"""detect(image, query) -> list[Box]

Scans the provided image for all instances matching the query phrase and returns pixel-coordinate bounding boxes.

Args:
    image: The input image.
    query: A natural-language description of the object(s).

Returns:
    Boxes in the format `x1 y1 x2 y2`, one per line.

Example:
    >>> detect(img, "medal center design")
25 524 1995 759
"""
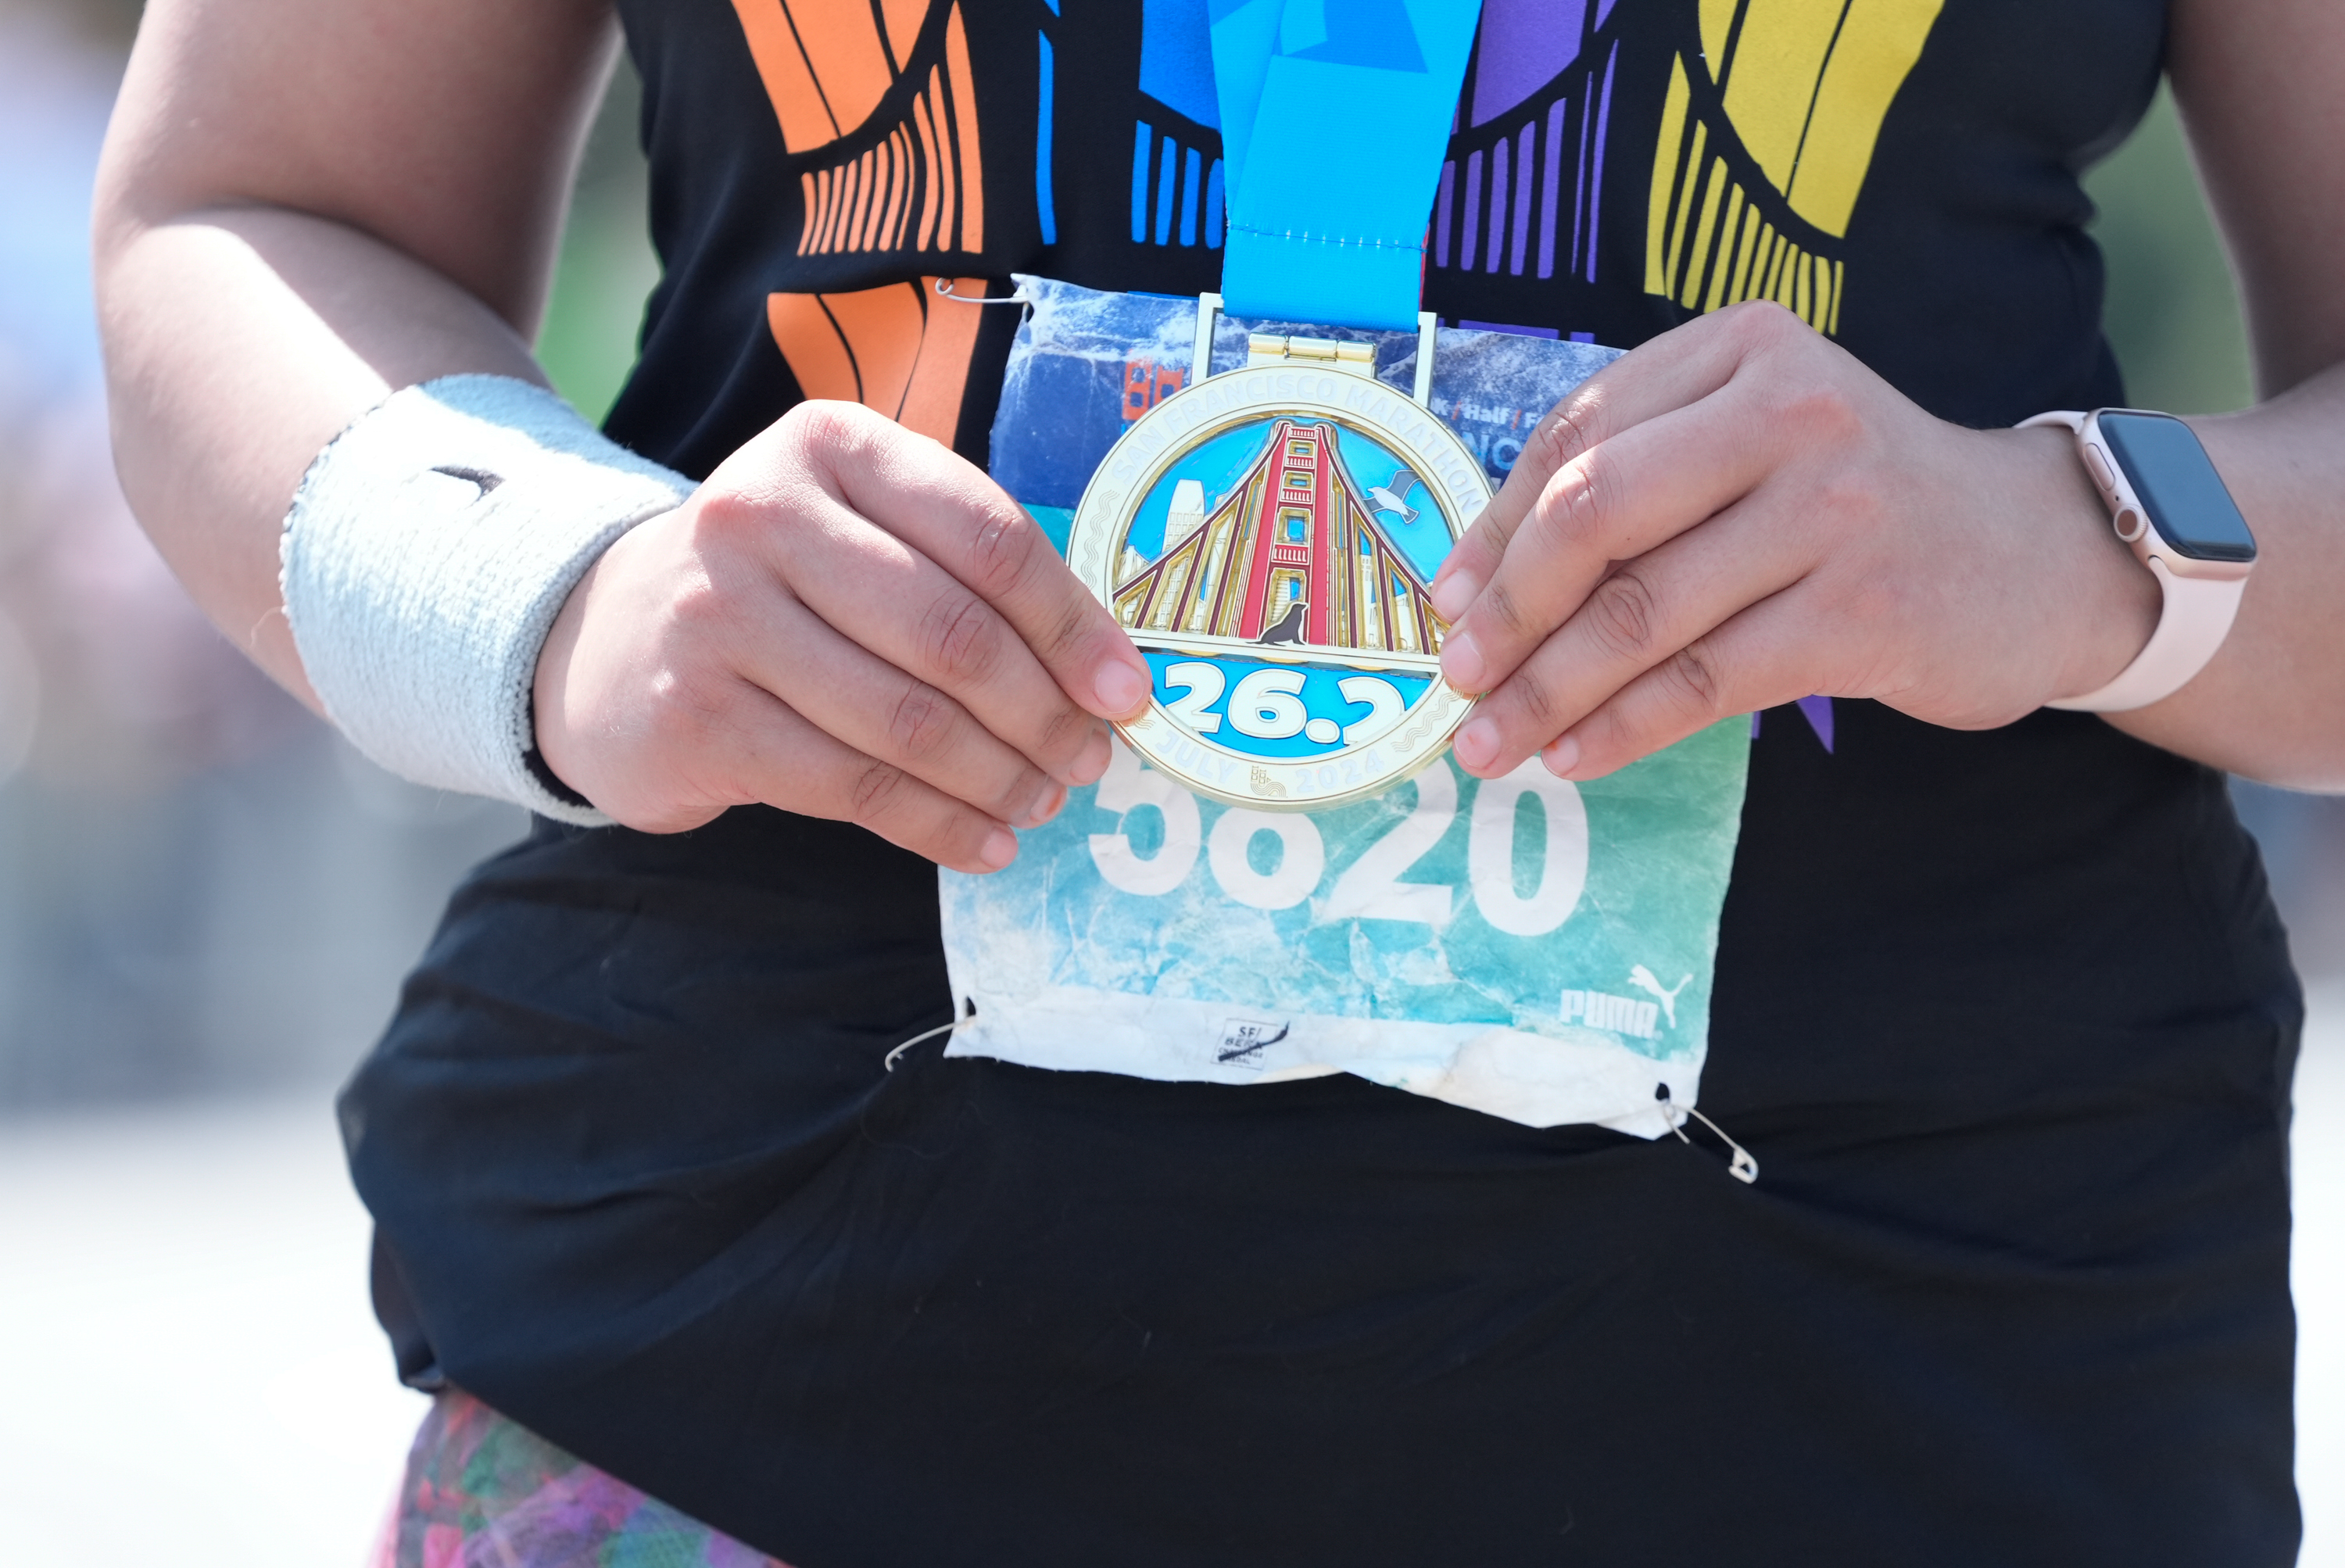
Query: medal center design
1071 360 1490 809
1111 416 1446 661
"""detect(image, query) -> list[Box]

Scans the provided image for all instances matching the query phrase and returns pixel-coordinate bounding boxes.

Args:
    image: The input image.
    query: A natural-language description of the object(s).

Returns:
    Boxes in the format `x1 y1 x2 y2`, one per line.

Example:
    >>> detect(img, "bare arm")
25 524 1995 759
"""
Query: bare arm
2111 0 2345 782
95 0 613 708
95 0 1147 868
1429 0 2345 793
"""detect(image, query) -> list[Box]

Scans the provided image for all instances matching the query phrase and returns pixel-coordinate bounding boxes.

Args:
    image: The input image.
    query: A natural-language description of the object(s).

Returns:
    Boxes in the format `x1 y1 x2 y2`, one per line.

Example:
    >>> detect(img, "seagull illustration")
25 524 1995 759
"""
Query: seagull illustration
1366 467 1422 525
1628 965 1694 1029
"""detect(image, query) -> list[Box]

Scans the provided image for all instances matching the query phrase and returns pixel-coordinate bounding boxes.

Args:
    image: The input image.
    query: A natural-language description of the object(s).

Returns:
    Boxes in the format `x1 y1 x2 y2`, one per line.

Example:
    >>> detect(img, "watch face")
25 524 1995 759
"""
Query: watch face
1065 363 1490 810
2096 410 2257 563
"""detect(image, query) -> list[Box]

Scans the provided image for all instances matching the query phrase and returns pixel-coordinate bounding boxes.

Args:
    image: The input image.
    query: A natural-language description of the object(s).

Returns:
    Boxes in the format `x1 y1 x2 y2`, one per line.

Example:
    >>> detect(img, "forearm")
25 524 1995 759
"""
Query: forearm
2098 368 2345 789
91 0 615 708
2120 0 2345 788
98 208 547 707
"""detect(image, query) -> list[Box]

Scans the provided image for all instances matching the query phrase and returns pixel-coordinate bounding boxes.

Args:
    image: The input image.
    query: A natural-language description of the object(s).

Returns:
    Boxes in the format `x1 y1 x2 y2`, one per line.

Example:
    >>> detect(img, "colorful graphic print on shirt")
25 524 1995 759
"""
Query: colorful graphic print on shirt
722 0 1949 403
725 0 992 442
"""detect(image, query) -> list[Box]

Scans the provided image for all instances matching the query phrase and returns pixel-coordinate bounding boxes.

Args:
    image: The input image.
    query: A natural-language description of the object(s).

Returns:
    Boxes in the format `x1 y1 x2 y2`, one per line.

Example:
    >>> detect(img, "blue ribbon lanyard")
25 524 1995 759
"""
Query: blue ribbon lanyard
1208 0 1485 331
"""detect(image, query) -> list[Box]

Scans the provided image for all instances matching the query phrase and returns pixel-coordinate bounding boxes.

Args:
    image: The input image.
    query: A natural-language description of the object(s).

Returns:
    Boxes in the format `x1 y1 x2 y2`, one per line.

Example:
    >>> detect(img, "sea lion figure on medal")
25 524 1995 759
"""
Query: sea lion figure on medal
1064 305 1493 811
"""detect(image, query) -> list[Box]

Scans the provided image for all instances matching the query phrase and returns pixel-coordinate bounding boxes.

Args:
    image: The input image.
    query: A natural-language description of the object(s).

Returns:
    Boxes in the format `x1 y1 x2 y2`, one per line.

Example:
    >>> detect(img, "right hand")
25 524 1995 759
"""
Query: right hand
532 400 1153 872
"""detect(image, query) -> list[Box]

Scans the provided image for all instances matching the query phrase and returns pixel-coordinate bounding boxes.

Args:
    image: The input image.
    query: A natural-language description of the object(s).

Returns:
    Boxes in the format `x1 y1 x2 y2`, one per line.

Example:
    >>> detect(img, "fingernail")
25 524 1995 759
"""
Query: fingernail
1542 733 1581 779
1441 630 1486 694
1068 725 1113 786
1094 659 1150 717
978 828 1019 870
1452 717 1500 773
1432 570 1478 623
1015 782 1067 828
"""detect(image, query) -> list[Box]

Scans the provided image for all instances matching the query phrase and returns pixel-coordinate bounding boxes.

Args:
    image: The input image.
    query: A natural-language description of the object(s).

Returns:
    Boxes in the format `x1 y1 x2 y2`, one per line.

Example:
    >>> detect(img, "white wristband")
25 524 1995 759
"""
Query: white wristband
281 375 691 825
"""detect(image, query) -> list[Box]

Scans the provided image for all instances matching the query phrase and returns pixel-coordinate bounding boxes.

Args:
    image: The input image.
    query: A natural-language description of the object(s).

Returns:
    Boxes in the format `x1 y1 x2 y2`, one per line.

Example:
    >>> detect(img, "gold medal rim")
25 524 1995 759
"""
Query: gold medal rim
1068 364 1492 811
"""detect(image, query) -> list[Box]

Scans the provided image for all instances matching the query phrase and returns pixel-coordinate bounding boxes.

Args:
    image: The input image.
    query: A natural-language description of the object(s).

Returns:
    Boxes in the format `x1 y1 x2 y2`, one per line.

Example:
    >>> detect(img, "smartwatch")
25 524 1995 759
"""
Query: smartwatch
2019 408 2257 712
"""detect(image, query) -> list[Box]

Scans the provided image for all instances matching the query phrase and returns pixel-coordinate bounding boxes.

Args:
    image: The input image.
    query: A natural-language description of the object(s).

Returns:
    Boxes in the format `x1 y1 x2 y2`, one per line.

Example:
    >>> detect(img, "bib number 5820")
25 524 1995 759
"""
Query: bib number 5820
1087 746 1586 937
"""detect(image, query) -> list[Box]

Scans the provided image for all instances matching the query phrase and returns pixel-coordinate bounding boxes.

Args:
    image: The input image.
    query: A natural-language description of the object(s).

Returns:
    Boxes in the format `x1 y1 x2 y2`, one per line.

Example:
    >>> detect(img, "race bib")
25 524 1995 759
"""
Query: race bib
940 280 1749 1137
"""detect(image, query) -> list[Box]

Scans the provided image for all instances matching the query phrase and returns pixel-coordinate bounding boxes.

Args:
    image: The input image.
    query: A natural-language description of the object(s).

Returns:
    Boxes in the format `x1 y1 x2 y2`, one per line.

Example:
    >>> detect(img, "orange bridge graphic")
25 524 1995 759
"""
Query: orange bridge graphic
1111 421 1447 658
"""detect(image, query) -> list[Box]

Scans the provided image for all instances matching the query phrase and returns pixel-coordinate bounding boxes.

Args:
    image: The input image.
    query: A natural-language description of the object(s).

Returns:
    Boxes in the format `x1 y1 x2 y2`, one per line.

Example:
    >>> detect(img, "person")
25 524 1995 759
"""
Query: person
91 0 2343 1561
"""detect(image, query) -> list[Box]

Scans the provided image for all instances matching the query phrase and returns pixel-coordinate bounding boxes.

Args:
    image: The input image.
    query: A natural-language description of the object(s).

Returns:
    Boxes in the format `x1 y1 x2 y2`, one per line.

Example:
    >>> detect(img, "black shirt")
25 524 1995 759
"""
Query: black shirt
344 2 2304 1562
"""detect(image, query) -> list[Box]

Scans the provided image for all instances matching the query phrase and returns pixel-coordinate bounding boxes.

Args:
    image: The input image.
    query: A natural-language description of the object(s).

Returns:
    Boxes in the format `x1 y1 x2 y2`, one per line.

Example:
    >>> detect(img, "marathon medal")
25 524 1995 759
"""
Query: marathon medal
1059 0 1493 809
1066 299 1489 810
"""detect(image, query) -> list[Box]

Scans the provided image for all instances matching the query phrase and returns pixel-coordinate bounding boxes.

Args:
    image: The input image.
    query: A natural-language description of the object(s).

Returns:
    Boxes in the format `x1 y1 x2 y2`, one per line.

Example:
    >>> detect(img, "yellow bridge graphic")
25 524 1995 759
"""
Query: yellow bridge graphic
1646 0 1946 331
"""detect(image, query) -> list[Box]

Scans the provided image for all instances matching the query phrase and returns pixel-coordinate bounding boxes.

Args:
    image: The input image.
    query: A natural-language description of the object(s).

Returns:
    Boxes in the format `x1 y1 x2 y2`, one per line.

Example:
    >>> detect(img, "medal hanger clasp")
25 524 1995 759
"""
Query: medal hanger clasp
1189 294 1441 411
1190 292 1224 387
1246 334 1376 378
1411 311 1436 409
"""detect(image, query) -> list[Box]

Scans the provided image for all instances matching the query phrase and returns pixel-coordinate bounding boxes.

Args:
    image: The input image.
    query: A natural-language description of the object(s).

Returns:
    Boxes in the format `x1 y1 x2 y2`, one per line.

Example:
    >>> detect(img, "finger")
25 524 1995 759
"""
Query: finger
1533 586 1828 784
713 682 1027 875
1430 302 1799 619
1448 498 1809 777
738 583 1071 829
752 461 1116 791
1438 385 1787 698
800 403 1153 723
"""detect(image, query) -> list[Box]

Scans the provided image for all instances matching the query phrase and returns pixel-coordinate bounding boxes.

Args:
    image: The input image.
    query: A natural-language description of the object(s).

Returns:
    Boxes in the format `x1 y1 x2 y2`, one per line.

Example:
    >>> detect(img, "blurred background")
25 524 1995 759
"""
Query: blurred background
1 2 2340 1563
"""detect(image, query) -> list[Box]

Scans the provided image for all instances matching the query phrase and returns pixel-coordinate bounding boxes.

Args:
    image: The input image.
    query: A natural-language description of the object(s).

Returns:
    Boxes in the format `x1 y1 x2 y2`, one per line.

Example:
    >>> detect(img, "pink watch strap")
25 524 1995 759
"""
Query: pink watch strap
2021 410 2247 714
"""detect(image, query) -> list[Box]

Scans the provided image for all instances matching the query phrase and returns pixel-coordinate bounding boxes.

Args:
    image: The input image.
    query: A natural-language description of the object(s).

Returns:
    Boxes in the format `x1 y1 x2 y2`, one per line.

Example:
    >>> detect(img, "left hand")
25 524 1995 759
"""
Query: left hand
1430 301 2163 782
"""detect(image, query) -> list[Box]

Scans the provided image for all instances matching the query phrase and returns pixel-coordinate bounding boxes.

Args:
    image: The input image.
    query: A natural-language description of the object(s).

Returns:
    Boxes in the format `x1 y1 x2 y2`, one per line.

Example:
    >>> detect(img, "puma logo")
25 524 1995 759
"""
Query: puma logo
1627 965 1693 1029
1563 968 1694 1041
1561 990 1658 1040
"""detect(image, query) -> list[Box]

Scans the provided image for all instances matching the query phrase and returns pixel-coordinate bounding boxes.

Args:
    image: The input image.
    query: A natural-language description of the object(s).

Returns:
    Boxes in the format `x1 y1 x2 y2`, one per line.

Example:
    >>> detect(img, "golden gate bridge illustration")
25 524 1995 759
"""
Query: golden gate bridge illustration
1108 419 1448 661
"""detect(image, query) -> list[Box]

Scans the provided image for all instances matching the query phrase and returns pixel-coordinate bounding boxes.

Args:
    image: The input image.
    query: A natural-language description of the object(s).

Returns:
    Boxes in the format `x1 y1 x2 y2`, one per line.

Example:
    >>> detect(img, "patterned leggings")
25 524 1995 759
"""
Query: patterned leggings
371 1389 792 1568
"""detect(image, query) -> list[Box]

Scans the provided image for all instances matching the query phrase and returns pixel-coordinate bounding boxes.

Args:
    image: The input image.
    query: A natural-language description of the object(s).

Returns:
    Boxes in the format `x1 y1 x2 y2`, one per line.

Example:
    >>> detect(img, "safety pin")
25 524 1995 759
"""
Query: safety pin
933 279 1033 305
1656 1083 1759 1183
883 1000 978 1071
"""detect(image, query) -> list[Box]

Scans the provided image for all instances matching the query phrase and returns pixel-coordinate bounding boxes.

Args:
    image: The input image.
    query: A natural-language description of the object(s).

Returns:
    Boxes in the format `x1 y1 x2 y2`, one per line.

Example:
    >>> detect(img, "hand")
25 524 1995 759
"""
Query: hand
1429 302 2163 782
532 401 1152 872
